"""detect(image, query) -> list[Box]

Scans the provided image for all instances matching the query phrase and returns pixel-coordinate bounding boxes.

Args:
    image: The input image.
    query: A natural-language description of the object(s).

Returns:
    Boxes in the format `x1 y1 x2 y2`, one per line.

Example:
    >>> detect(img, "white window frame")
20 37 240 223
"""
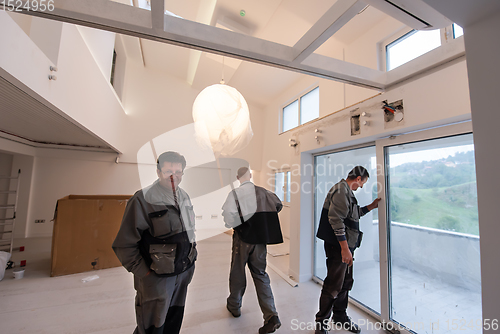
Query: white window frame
280 85 320 133
274 169 291 205
379 23 464 72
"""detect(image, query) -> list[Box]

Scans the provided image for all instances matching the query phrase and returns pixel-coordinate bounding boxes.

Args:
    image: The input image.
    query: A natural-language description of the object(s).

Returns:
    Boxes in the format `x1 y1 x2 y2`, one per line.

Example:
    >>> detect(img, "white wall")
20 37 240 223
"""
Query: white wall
7 12 32 36
26 150 141 237
463 10 500 330
344 16 406 106
0 12 127 154
29 17 63 65
77 26 116 81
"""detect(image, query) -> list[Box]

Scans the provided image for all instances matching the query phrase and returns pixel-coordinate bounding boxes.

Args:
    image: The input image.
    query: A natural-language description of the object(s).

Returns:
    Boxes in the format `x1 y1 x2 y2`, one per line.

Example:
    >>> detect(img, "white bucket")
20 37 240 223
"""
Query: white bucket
13 269 25 279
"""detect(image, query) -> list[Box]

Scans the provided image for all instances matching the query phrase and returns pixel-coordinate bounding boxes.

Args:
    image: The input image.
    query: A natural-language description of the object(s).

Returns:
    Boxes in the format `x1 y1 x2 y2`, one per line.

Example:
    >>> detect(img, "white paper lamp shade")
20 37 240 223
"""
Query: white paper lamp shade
192 84 253 157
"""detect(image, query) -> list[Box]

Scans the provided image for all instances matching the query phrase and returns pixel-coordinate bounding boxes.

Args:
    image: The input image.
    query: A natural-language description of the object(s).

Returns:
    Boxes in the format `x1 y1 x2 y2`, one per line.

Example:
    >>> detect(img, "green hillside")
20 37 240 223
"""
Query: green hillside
389 183 479 235
387 150 479 235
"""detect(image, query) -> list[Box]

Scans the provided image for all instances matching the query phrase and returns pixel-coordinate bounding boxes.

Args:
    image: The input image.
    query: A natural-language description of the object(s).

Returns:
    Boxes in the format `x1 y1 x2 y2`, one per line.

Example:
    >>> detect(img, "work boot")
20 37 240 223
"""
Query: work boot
259 315 281 334
314 328 328 334
314 320 329 334
332 315 361 333
226 304 241 317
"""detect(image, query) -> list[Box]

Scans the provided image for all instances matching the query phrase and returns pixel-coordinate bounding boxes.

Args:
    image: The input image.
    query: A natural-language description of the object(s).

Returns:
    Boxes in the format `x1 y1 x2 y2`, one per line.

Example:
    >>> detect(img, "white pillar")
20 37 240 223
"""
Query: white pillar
463 10 500 329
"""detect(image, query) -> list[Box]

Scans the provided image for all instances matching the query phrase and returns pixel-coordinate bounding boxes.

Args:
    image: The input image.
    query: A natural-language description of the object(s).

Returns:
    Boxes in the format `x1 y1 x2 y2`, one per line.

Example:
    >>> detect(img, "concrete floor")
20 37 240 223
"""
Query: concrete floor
0 233 385 334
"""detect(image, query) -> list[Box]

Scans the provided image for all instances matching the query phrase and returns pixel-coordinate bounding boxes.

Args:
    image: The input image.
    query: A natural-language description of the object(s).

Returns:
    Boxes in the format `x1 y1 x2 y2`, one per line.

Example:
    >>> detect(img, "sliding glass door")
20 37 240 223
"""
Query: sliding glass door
312 124 482 333
385 133 482 333
314 145 381 314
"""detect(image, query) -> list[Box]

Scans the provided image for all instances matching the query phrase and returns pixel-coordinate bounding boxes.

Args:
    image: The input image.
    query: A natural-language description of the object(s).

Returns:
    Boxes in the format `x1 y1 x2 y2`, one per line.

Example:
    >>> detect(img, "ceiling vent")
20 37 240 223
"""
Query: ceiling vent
362 0 452 30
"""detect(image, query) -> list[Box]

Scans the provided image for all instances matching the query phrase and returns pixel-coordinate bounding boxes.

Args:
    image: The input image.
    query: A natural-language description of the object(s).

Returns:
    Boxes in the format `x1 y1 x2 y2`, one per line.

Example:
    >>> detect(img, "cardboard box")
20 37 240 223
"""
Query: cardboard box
51 195 131 277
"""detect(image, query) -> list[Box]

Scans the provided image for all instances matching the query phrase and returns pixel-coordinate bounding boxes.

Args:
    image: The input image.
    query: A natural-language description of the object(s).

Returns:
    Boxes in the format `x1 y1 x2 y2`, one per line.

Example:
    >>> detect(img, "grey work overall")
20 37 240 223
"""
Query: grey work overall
113 180 196 334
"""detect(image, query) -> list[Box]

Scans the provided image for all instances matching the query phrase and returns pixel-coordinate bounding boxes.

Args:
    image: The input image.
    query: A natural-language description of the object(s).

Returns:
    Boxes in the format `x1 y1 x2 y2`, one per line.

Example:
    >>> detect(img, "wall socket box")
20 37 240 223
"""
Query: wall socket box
35 219 45 223
350 114 361 135
383 99 405 129
211 214 218 219
195 215 203 220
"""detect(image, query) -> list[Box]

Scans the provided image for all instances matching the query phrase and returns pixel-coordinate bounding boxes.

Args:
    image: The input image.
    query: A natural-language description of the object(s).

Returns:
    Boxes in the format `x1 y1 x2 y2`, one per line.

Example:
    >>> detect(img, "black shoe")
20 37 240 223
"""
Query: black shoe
314 328 328 334
332 316 361 334
259 315 281 334
226 304 241 317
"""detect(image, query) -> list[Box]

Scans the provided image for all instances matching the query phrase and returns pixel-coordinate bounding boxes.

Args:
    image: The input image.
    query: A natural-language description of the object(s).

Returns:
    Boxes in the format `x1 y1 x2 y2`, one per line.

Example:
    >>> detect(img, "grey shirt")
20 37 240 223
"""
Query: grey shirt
323 179 368 242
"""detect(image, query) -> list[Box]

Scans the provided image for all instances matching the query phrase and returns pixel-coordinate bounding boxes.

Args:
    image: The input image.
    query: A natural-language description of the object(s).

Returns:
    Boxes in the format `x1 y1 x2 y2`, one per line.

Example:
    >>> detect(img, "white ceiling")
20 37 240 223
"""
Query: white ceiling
121 0 395 108
4 0 487 149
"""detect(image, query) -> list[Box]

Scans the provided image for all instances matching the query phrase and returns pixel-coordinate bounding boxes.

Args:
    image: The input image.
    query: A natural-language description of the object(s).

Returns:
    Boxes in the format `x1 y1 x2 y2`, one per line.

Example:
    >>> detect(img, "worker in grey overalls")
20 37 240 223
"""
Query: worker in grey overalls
222 167 283 334
315 166 380 334
113 151 196 334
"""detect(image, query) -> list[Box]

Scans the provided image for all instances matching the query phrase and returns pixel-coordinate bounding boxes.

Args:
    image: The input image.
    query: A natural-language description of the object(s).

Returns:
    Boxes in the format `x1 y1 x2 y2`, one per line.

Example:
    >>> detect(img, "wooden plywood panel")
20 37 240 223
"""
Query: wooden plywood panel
51 195 131 277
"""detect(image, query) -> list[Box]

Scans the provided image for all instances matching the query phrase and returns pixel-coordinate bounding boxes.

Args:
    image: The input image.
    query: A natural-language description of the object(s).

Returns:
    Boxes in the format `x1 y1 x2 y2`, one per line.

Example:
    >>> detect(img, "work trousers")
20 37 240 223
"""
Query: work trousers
133 265 195 334
227 231 278 322
315 242 354 327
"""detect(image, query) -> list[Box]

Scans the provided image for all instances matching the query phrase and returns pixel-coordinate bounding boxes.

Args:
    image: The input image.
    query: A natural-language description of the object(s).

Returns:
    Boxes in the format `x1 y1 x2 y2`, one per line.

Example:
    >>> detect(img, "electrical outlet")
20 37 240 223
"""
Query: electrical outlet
35 219 45 223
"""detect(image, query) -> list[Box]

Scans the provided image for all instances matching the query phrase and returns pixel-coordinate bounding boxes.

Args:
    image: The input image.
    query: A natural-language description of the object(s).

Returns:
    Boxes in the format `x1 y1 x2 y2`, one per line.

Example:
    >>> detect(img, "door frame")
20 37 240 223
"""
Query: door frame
375 120 474 332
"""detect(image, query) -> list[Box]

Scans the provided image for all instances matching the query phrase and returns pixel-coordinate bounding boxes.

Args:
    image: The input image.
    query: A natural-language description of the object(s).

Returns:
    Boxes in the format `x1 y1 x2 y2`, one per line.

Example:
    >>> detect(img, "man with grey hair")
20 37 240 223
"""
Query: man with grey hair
113 151 196 334
222 167 283 334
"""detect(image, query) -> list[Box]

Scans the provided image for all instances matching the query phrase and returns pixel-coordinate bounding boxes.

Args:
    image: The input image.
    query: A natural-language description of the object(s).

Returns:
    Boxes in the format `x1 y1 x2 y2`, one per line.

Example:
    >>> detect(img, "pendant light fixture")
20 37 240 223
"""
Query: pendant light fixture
192 56 253 158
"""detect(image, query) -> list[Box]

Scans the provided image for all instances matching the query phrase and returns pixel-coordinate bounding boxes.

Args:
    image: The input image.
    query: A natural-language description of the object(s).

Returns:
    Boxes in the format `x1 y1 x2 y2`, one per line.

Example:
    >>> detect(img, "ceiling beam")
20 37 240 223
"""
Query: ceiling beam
14 0 385 90
150 0 164 31
292 0 367 64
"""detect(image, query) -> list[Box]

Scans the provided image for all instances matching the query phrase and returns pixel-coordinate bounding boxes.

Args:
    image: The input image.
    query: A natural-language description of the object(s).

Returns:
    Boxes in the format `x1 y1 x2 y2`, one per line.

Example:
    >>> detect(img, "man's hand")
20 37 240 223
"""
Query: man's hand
367 198 381 211
340 240 353 266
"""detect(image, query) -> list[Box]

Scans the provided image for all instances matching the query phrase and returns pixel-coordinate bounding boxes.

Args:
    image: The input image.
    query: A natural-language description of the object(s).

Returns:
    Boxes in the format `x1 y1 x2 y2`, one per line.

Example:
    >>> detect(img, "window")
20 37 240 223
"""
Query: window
282 101 299 132
282 87 319 132
384 23 464 71
386 29 441 70
274 170 291 203
453 23 464 38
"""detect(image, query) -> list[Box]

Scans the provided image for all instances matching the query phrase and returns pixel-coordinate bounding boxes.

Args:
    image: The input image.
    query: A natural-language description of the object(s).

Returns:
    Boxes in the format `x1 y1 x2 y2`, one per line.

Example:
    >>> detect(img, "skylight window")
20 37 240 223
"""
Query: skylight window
386 29 442 71
453 23 464 38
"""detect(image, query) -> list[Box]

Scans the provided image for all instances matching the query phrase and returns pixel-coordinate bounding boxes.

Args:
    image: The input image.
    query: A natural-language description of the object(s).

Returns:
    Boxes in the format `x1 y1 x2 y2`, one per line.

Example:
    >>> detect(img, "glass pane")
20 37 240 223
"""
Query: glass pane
283 100 299 132
386 133 482 333
314 146 380 314
286 171 291 202
453 23 464 38
300 87 319 125
275 172 285 201
387 29 442 70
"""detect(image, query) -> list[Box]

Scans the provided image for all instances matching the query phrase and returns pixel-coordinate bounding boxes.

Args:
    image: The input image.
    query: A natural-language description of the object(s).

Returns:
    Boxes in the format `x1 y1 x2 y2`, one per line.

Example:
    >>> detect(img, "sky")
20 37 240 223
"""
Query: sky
387 144 474 168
